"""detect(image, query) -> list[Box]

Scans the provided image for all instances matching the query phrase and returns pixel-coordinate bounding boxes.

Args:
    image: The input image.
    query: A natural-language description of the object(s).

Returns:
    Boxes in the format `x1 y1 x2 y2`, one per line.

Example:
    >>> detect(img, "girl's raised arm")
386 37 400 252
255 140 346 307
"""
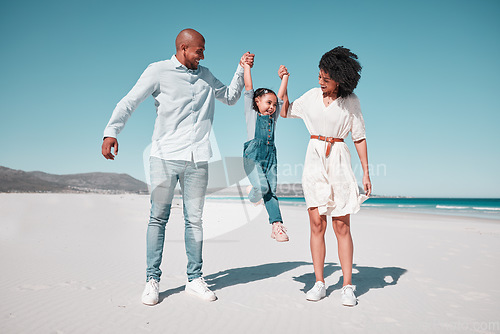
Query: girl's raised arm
277 65 290 117
243 60 253 91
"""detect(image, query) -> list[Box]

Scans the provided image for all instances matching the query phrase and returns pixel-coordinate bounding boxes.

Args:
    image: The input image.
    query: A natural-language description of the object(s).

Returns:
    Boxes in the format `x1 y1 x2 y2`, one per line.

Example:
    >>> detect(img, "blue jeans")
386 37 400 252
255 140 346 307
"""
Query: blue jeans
146 157 208 282
243 140 283 224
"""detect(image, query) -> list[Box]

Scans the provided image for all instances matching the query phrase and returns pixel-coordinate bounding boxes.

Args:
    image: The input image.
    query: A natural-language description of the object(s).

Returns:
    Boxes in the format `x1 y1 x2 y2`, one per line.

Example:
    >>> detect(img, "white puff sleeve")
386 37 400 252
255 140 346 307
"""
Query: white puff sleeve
348 94 366 142
286 88 313 119
287 100 303 119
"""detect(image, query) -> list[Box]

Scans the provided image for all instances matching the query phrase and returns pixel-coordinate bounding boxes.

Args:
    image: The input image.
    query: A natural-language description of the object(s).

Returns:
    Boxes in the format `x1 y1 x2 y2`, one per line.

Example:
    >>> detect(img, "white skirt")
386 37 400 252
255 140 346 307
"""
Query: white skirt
302 140 368 216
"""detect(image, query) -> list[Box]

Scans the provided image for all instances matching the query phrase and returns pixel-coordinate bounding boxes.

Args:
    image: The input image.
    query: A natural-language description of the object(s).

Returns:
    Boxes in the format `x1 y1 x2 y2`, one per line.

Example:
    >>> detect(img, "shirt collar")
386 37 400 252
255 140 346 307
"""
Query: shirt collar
171 54 200 74
171 54 186 69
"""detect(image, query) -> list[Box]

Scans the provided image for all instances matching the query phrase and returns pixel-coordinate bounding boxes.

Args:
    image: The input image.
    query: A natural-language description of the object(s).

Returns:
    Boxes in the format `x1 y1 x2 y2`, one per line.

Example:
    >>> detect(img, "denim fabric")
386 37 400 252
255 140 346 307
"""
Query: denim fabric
243 113 283 224
146 157 208 282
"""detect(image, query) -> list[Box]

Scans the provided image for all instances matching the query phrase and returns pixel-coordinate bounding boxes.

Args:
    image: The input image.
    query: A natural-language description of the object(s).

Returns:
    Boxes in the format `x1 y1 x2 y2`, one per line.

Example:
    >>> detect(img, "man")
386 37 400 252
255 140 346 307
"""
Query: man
101 29 254 305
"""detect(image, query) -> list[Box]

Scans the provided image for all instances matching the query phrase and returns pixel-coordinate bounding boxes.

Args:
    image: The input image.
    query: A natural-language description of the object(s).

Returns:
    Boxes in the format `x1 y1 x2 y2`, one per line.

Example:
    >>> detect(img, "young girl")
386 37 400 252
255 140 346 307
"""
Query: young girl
242 56 290 242
280 47 371 306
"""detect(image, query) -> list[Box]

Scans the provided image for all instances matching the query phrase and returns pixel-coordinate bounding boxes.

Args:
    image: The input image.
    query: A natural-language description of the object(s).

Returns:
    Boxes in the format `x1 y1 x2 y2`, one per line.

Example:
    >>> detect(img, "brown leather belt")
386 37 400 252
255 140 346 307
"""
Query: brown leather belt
310 135 344 157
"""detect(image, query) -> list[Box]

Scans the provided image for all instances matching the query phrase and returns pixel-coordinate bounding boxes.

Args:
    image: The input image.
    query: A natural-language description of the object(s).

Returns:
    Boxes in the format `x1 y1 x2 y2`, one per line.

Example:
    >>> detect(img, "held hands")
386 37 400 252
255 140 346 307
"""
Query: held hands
278 65 289 79
240 52 255 68
102 137 118 160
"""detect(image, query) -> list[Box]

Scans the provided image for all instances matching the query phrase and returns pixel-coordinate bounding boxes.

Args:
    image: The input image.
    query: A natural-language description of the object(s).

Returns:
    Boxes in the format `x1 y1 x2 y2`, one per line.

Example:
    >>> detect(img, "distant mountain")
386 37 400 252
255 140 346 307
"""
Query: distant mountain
209 183 367 198
0 165 373 197
206 183 304 197
0 166 148 194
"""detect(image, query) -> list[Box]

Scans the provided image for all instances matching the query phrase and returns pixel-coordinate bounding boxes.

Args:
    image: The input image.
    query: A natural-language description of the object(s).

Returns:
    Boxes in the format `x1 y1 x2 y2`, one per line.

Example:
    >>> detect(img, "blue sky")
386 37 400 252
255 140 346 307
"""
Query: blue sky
1 0 499 197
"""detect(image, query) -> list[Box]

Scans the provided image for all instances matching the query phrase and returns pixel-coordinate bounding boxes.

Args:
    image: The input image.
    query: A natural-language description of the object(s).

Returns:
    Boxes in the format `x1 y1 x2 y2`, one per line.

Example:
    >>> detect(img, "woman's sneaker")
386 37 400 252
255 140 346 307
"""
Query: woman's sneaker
185 277 217 301
341 285 357 306
306 281 326 301
141 278 160 306
271 222 289 242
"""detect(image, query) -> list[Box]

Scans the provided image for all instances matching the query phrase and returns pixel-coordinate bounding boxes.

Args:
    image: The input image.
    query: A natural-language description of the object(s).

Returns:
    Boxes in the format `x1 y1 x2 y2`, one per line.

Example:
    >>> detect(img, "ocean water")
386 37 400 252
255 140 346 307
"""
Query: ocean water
360 198 500 220
208 196 500 220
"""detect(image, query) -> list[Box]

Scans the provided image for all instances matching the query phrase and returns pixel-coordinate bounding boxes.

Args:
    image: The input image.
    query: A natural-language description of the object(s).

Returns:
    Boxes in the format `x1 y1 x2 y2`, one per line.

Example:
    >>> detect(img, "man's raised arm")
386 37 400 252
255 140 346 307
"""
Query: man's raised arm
212 52 255 106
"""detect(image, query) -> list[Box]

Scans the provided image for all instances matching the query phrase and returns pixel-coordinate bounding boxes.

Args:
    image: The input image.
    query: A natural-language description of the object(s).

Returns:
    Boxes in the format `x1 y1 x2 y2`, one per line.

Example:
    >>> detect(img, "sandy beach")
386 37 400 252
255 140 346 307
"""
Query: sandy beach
1 193 499 333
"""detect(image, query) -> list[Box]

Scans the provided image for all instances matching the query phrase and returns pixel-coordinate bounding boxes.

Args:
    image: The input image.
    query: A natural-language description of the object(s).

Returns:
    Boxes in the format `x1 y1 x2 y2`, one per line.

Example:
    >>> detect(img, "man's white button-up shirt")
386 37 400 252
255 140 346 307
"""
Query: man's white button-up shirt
104 55 245 162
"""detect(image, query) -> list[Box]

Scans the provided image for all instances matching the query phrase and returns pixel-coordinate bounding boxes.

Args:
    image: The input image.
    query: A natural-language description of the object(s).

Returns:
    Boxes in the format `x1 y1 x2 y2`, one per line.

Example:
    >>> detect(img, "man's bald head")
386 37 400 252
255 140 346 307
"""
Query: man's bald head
175 29 205 52
175 29 206 70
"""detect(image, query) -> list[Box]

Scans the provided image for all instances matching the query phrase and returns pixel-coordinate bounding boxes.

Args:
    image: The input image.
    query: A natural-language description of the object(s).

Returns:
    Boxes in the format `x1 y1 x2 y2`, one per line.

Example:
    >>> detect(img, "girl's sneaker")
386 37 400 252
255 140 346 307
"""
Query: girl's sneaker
306 281 326 301
271 222 289 242
341 285 357 306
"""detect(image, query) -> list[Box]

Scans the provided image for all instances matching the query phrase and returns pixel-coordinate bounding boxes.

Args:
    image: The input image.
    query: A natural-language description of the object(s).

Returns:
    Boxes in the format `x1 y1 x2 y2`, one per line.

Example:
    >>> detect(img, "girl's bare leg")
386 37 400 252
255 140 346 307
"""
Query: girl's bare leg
332 214 353 286
308 207 327 282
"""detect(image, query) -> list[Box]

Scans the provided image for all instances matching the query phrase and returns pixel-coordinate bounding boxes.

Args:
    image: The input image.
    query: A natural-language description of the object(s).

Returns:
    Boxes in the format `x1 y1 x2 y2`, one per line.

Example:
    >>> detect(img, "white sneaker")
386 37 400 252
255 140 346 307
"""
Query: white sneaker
341 285 357 306
141 278 159 306
306 281 326 301
185 277 217 301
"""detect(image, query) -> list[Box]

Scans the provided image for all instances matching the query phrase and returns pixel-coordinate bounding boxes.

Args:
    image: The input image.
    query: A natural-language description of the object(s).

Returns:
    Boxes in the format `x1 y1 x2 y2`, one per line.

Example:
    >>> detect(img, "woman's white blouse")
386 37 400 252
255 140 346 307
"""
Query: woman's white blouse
288 88 368 216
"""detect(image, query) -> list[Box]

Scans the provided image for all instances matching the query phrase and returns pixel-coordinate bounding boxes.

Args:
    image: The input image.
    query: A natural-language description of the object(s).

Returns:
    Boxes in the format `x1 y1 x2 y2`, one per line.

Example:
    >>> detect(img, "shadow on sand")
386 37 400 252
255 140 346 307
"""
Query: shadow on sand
159 261 407 302
205 261 310 291
159 261 308 302
293 262 407 297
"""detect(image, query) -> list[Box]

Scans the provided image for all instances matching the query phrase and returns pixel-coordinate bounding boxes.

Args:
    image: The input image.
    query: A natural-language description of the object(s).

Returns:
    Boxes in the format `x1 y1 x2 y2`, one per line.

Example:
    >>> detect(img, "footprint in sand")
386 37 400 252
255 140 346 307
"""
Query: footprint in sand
461 291 489 301
59 281 96 290
16 284 51 291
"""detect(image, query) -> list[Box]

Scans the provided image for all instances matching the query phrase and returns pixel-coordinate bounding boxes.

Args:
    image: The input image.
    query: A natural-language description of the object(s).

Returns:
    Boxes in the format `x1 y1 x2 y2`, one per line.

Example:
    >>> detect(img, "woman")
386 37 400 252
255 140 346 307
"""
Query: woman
280 46 371 306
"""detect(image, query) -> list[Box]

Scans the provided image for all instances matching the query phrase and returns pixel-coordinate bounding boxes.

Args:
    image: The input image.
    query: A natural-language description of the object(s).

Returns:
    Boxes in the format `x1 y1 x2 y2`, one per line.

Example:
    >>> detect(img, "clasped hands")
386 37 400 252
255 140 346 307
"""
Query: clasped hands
240 52 255 68
278 65 289 79
240 52 290 80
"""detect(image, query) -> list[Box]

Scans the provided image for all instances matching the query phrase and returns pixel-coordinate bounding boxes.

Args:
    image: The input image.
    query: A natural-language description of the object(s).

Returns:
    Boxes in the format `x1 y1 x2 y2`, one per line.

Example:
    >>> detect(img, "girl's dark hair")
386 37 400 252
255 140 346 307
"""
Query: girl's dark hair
252 88 277 112
319 46 362 98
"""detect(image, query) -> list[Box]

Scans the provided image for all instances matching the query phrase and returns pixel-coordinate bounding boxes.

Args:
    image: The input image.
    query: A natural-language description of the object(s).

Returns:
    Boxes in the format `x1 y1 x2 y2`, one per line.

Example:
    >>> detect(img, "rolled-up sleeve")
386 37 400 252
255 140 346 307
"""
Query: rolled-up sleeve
212 65 245 106
103 64 159 138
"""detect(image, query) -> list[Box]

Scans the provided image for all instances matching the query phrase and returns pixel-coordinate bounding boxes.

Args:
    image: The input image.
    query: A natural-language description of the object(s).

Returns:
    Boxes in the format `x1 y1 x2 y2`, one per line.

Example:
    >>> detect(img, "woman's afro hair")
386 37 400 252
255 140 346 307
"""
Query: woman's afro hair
319 46 361 98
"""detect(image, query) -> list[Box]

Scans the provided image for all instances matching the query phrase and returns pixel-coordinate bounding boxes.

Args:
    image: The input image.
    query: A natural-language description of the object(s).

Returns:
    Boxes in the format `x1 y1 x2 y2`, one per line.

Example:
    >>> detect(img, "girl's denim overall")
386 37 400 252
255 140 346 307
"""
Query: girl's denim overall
243 113 283 224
